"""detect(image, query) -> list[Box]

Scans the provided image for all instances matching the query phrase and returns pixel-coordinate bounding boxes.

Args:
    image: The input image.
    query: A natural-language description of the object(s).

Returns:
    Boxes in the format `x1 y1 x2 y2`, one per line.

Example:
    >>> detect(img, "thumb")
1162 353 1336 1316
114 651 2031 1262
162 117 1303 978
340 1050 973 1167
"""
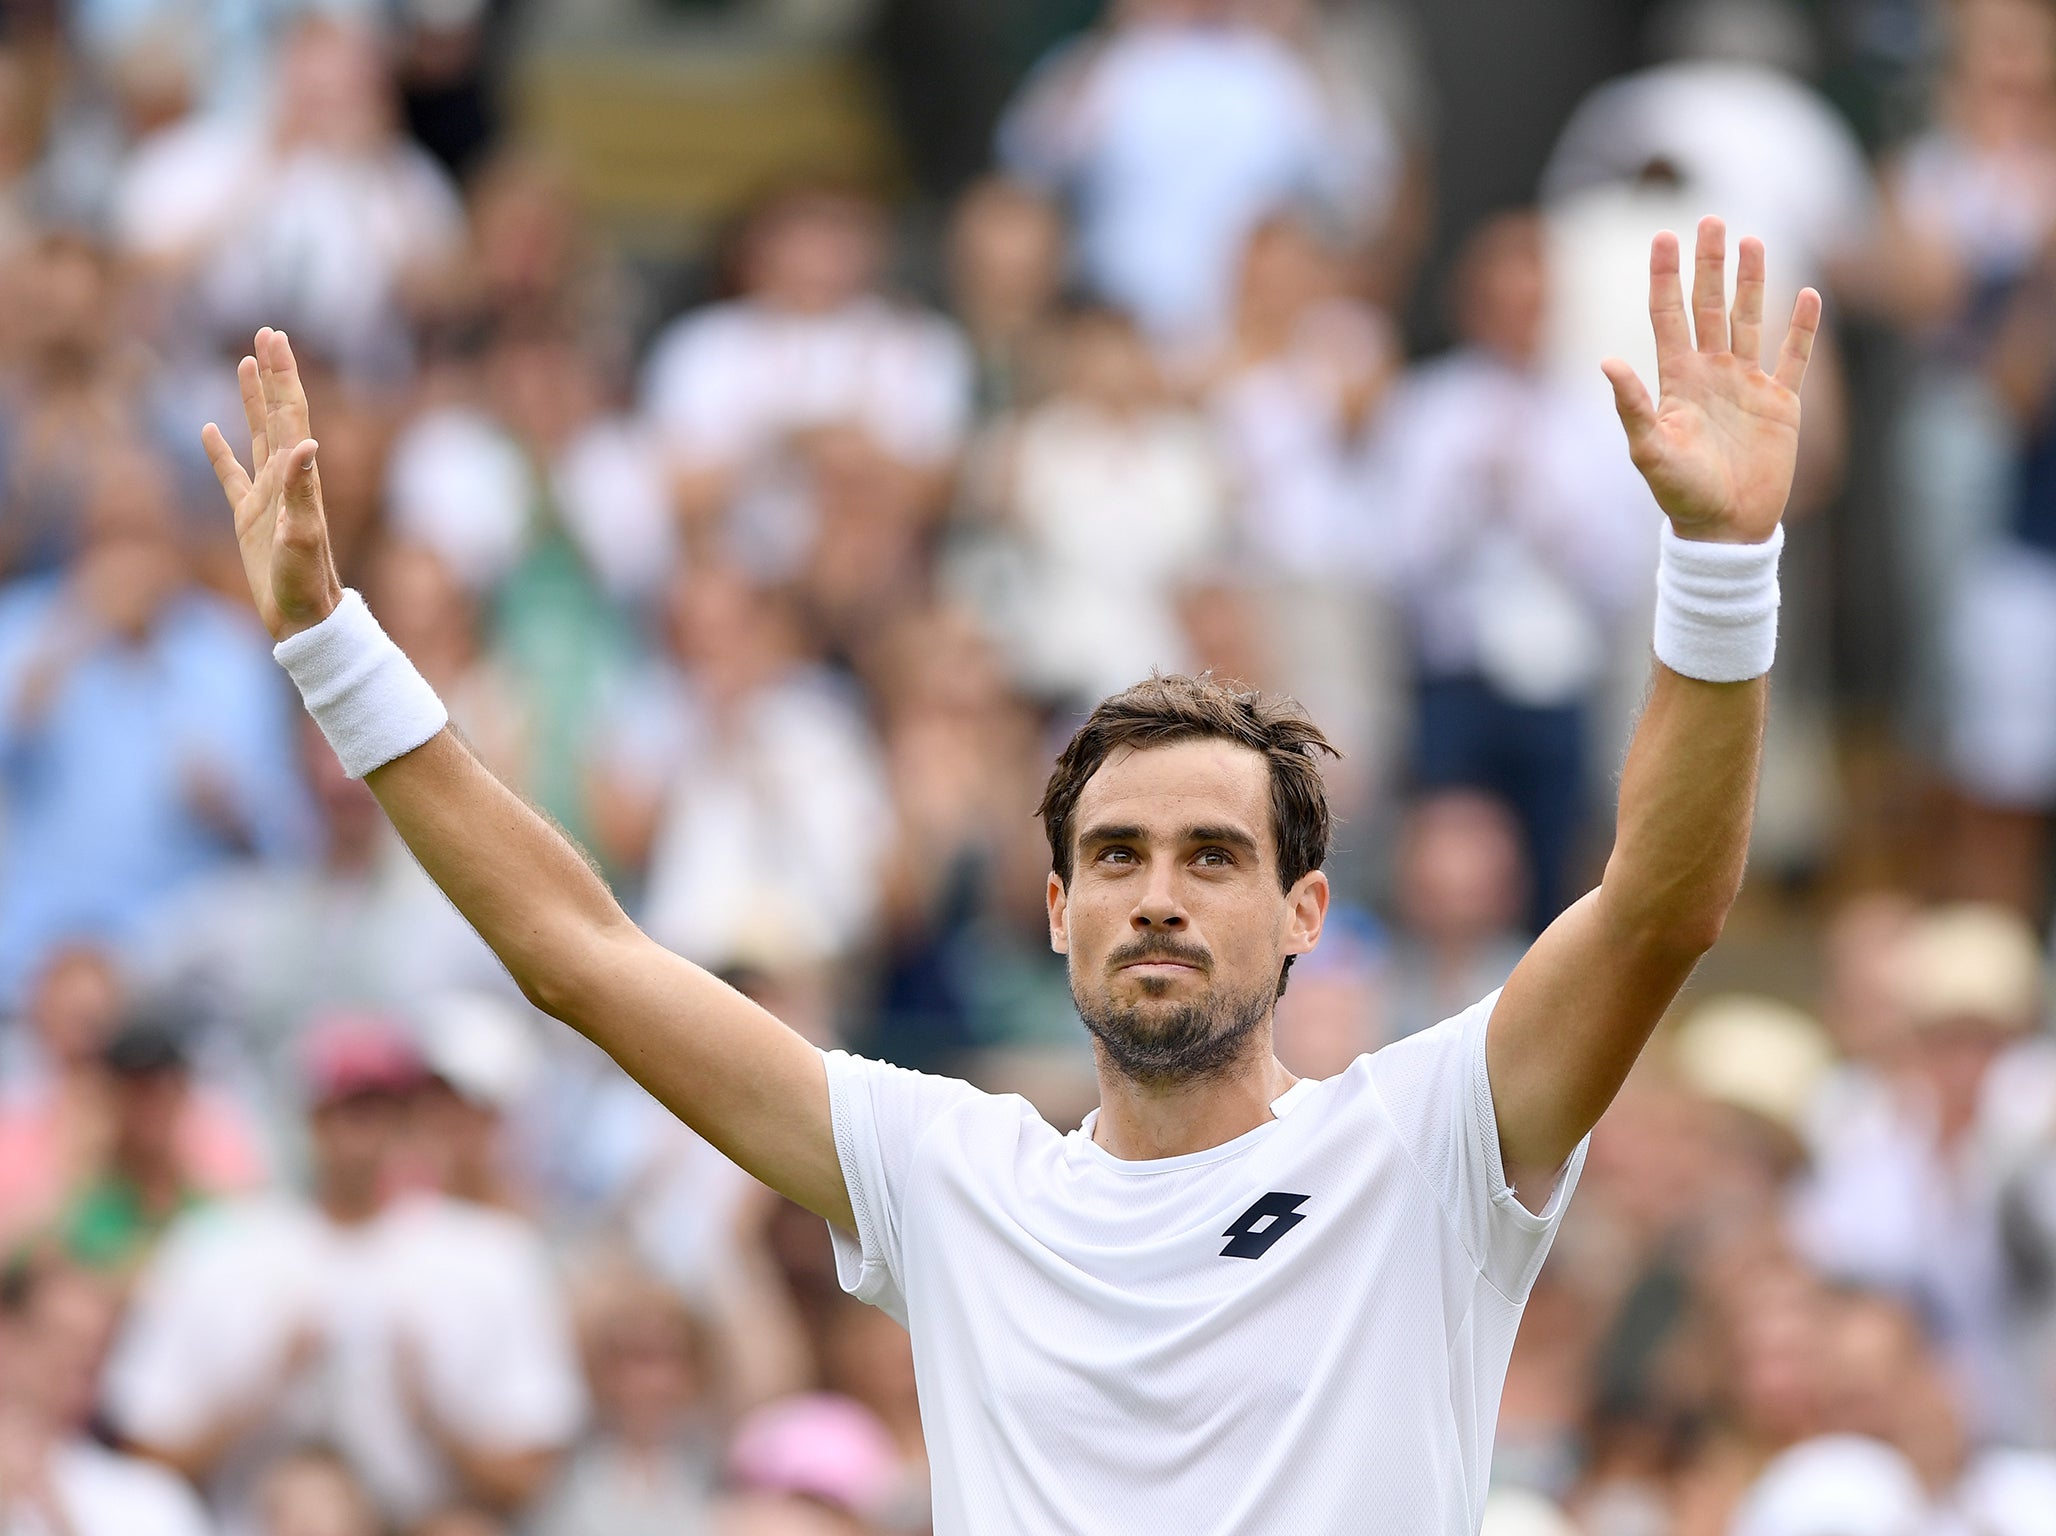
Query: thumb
1601 358 1657 443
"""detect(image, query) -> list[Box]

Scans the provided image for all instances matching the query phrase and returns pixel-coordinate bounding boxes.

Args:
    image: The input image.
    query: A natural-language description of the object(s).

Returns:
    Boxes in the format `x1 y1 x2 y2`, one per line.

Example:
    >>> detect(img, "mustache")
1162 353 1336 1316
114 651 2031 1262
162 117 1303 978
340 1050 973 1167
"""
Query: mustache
1107 936 1213 971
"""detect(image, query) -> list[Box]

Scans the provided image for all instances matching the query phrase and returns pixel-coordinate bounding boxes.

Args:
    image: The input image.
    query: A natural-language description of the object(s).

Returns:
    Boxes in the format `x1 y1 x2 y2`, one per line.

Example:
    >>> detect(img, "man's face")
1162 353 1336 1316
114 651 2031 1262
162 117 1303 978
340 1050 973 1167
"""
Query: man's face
1047 740 1327 1084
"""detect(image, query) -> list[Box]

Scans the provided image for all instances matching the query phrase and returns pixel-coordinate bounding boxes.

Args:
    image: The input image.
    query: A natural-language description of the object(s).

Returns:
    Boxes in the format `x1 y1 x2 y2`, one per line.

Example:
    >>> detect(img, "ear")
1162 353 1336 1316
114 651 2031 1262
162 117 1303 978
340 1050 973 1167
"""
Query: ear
1282 869 1330 959
1047 871 1070 955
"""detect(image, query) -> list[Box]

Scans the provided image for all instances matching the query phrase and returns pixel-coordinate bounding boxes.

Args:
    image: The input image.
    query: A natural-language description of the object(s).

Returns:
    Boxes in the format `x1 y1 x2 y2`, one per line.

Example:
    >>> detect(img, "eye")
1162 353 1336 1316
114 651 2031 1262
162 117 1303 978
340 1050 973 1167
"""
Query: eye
1096 846 1137 865
1194 847 1235 868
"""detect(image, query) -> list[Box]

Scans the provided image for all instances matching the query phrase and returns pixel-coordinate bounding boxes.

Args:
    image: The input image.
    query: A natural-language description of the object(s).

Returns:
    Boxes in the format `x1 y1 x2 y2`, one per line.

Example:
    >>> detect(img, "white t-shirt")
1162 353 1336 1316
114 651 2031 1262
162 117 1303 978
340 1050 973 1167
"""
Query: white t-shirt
0 1442 214 1536
823 990 1584 1535
640 296 972 578
104 1194 586 1533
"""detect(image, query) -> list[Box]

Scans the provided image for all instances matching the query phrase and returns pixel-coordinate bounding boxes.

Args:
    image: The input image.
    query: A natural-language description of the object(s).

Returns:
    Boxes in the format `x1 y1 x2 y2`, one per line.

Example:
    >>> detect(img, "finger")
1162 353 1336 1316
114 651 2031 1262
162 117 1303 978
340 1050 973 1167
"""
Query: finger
200 422 252 505
280 439 322 521
1731 235 1765 368
268 328 313 442
1772 287 1823 394
255 327 288 454
1692 215 1727 353
1602 357 1658 446
238 355 269 471
1647 231 1692 374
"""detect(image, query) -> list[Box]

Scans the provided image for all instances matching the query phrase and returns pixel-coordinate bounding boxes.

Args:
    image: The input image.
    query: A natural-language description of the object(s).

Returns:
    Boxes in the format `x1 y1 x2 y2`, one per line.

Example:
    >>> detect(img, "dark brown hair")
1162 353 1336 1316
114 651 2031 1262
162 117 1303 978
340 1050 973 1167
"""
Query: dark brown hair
1038 673 1338 893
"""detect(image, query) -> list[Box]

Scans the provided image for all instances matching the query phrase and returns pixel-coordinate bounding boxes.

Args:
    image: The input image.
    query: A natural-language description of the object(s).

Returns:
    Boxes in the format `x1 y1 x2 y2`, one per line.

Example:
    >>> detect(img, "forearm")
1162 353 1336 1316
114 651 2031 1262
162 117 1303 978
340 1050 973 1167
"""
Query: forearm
1596 663 1766 957
366 730 631 1017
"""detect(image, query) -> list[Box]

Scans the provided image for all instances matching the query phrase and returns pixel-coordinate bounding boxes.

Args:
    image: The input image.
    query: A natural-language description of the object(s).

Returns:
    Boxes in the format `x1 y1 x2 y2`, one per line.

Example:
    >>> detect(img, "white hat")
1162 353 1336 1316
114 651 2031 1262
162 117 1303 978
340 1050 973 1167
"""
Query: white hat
1728 1436 1932 1536
1900 904 2046 1033
418 991 543 1111
1480 1487 1582 1536
1672 994 1836 1135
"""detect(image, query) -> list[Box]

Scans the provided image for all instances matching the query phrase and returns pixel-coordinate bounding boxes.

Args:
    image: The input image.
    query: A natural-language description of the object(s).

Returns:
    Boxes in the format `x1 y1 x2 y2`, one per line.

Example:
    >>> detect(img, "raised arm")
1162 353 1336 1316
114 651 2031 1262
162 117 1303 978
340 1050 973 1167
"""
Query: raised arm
203 328 850 1228
1487 218 1821 1192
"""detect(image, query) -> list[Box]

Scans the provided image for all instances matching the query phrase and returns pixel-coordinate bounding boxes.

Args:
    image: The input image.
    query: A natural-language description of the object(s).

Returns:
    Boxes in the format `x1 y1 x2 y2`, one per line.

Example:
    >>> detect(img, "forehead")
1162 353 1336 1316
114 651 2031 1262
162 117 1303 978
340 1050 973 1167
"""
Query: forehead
1073 739 1271 843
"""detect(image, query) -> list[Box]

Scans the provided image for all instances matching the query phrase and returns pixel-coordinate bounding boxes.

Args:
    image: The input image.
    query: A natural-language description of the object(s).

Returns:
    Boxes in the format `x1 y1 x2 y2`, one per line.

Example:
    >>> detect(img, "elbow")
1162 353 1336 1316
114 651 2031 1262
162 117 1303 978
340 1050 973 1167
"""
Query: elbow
1598 885 1733 964
510 913 639 1024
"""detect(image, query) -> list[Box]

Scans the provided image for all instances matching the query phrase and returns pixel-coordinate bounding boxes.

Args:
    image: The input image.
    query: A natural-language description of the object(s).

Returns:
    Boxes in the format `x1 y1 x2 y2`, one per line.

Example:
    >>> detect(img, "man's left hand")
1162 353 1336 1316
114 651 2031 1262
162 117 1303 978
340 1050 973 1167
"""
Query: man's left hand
1603 216 1821 544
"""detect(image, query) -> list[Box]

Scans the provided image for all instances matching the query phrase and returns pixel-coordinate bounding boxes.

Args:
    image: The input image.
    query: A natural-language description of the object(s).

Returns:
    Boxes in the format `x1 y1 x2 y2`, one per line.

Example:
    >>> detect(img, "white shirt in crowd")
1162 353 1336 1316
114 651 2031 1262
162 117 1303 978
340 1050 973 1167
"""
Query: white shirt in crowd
385 404 676 602
0 1441 213 1536
598 666 894 973
990 397 1230 704
641 296 972 579
104 1193 586 1535
998 21 1393 343
1376 350 1655 706
113 113 464 377
824 990 1584 1536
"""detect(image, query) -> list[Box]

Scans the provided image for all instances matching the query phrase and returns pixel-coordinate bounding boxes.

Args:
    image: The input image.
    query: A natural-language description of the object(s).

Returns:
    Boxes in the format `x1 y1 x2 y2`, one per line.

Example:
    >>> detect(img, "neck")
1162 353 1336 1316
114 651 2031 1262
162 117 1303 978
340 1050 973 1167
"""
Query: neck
1090 1042 1297 1161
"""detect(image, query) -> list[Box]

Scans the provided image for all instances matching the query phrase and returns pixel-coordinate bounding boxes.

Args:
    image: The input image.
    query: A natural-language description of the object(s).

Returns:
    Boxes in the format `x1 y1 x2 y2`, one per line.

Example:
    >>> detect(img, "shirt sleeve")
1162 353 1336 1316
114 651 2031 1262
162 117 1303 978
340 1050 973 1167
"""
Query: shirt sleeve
1364 989 1586 1302
821 1049 991 1326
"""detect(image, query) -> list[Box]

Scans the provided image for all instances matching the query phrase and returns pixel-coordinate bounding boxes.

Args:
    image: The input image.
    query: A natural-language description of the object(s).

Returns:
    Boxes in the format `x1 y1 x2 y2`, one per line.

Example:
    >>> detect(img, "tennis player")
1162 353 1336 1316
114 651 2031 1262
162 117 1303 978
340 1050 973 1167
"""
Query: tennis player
207 216 1816 1534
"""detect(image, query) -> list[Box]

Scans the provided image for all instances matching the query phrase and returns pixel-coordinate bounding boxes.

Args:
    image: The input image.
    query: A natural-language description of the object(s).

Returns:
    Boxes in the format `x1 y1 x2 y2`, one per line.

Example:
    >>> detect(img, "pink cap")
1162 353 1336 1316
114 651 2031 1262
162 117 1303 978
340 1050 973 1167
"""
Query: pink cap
300 1014 426 1105
727 1393 900 1516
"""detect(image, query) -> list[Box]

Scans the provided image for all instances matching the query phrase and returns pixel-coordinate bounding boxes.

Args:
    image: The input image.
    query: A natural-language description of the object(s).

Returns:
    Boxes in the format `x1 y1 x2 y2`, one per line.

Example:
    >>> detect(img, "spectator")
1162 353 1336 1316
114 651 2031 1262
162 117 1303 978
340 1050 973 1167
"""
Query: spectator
1378 211 1652 923
640 186 971 583
112 16 464 382
585 564 892 975
51 1018 265 1278
103 1015 586 1533
0 235 158 580
135 723 510 1164
0 450 311 1004
409 990 546 1216
996 0 1395 343
0 1255 212 1536
1269 905 1388 1079
1198 211 1400 807
1382 791 1533 1041
0 945 128 1246
1793 902 2056 1442
532 1260 723 1536
961 304 1230 705
944 177 1068 417
366 539 531 785
862 601 1079 1076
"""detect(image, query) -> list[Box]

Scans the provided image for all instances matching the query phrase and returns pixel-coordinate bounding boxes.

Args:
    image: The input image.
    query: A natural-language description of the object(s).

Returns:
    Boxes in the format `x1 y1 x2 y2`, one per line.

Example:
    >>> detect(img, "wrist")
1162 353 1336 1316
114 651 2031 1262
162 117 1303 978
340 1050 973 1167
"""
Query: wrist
274 589 447 777
1653 521 1783 682
272 580 343 643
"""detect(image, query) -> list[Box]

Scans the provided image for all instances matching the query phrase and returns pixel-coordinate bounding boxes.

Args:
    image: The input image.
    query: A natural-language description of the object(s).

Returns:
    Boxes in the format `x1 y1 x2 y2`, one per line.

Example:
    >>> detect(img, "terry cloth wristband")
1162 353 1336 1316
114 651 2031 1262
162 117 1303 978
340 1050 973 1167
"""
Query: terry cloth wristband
1653 522 1784 683
273 589 448 778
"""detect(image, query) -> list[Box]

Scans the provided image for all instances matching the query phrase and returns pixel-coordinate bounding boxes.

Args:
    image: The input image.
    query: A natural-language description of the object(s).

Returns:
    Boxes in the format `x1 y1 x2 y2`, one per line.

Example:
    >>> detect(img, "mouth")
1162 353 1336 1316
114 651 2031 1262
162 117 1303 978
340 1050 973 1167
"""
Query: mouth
1117 958 1205 978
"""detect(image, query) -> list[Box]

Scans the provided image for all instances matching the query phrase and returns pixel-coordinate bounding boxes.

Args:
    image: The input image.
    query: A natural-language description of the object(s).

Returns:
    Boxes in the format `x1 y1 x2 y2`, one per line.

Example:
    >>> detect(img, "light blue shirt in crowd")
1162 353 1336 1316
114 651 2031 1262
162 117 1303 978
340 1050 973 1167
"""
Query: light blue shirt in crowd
0 578 314 1004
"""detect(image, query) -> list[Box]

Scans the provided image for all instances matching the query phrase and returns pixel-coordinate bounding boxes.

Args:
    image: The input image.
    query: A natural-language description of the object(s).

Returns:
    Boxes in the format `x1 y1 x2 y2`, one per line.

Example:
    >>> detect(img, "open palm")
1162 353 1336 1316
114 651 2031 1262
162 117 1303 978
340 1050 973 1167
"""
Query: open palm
202 327 341 643
1604 218 1821 545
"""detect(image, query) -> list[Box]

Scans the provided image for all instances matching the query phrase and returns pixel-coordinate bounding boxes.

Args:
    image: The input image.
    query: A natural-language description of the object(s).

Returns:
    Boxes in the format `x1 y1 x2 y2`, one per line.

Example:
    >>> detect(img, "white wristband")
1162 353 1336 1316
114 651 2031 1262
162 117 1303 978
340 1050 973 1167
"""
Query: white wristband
273 590 448 778
1653 523 1784 682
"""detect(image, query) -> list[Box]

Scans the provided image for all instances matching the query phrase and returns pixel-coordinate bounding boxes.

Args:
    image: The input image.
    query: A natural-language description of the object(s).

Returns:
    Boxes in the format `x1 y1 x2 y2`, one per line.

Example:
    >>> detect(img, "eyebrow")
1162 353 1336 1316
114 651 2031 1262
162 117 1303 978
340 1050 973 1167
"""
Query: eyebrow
1077 822 1263 857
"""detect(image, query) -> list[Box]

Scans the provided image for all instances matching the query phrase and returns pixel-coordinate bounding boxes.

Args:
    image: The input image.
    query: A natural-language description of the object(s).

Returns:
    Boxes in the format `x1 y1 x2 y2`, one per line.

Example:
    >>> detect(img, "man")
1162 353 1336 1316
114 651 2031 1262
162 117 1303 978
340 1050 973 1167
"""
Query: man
204 217 1817 1532
104 1015 585 1535
0 1256 211 1536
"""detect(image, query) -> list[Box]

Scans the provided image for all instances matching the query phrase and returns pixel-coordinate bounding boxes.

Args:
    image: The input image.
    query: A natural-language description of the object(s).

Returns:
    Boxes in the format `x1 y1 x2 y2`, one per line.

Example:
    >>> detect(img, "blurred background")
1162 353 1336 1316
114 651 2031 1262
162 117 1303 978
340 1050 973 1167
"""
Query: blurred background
1 0 2055 1532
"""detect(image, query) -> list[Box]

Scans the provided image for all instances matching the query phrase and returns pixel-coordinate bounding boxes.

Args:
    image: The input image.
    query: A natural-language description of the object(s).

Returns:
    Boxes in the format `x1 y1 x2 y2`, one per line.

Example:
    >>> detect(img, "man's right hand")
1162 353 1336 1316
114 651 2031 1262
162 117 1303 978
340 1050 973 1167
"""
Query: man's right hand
202 328 344 643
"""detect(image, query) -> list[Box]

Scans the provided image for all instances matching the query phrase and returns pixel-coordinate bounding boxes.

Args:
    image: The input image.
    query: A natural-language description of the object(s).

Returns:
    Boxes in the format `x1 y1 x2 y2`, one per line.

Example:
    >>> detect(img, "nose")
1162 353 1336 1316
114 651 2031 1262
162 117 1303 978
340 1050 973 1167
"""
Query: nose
1131 867 1187 931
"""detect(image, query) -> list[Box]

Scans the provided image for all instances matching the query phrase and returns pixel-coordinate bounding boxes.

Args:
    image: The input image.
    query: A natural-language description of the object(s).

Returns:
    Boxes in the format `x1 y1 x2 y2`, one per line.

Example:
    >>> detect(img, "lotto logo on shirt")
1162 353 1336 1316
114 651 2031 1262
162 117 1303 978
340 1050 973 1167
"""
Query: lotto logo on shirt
1220 1192 1310 1259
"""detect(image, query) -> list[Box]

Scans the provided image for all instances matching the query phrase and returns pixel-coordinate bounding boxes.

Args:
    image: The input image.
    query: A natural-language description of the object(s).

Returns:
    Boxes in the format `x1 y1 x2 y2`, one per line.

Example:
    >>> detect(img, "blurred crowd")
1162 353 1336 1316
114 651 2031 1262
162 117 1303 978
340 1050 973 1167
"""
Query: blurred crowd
1 0 2056 1532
